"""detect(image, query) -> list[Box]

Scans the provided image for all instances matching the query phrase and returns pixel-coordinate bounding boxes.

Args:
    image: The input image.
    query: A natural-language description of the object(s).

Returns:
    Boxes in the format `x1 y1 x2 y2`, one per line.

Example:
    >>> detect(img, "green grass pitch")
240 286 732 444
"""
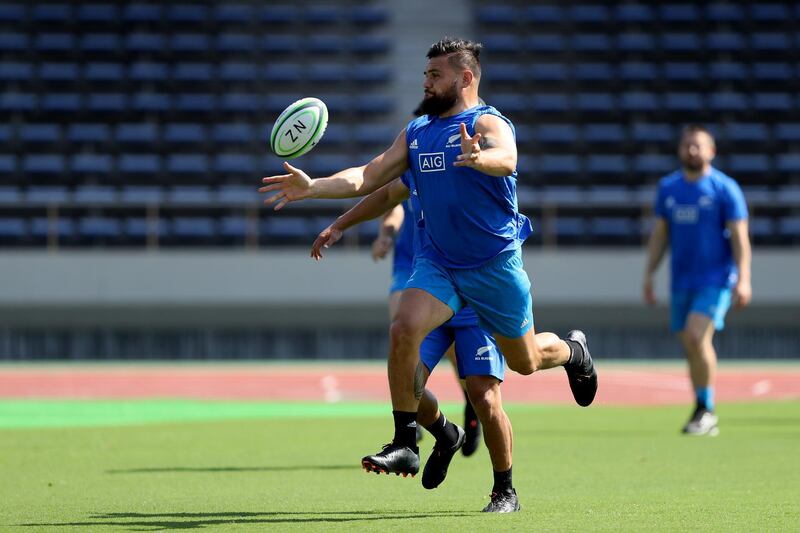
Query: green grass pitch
1 400 798 532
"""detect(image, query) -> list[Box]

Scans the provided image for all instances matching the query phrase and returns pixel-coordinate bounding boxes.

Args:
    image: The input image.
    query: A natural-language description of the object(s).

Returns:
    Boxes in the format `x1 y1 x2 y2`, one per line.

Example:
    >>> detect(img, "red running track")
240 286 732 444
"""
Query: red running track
0 364 798 405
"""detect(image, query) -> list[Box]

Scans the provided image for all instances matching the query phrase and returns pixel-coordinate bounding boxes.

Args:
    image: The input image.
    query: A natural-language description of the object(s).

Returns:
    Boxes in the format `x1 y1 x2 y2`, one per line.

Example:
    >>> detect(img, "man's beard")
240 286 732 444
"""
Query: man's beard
681 158 704 171
420 83 458 116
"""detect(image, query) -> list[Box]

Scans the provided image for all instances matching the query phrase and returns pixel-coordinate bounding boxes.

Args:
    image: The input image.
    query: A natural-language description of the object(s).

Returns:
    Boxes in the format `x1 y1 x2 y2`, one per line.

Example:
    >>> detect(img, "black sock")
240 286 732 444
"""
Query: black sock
463 393 477 423
392 410 418 449
493 467 513 493
424 413 460 445
565 339 584 368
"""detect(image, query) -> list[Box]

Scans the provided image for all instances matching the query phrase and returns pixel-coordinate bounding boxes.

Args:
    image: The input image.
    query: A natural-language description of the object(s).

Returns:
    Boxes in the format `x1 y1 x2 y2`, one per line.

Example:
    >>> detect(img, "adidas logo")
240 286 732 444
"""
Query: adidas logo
408 139 418 149
520 317 529 328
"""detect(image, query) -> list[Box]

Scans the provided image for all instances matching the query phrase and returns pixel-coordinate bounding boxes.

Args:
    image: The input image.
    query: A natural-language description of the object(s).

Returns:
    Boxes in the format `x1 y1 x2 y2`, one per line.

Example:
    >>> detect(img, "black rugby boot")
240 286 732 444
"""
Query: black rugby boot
564 330 598 407
481 488 521 513
421 424 465 489
361 443 419 477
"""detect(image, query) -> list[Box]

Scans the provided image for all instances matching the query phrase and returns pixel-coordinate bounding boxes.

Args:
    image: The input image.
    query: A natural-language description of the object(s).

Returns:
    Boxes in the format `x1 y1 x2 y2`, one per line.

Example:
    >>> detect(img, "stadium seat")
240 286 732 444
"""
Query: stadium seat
119 154 161 175
77 4 117 22
531 94 569 113
776 154 800 173
350 5 388 24
262 35 300 53
753 93 793 112
131 93 170 112
725 123 769 143
168 186 212 205
707 32 745 51
634 154 674 175
476 6 516 24
0 125 9 144
0 186 21 203
632 123 673 143
661 33 700 51
173 63 214 82
34 33 74 51
584 124 626 143
33 4 71 22
26 186 69 204
308 63 347 83
215 4 253 23
30 217 74 239
708 62 748 81
0 32 27 51
219 216 249 238
355 124 395 145
571 4 610 23
530 63 569 82
126 33 164 52
129 61 168 81
659 4 699 22
84 62 124 82
219 62 259 82
619 92 659 112
617 33 655 52
171 34 210 53
19 124 60 144
23 154 65 175
540 155 580 175
0 155 15 174
120 186 163 205
575 93 615 112
0 62 33 82
175 94 215 113
482 34 521 55
218 185 260 206
220 93 261 113
41 93 78 112
166 155 208 176
214 154 254 175
305 5 339 24
728 155 770 174
217 33 256 53
774 123 800 141
212 124 254 145
778 216 800 239
751 4 788 21
526 34 564 52
615 4 654 22
87 93 127 112
708 92 748 112
351 35 390 54
619 62 658 81
574 63 614 82
554 217 586 240
751 33 790 51
164 123 206 144
354 95 392 114
665 92 704 112
0 218 26 239
706 3 745 21
753 63 792 81
79 217 121 239
0 4 25 22
71 154 113 174
353 64 391 84
262 217 311 241
572 34 611 52
39 62 79 81
664 62 702 81
117 123 158 144
264 63 303 83
536 124 578 144
171 217 216 239
124 217 168 239
587 155 628 175
590 217 637 239
73 185 116 203
524 5 563 23
260 5 299 24
586 186 635 206
167 4 208 24
123 4 162 22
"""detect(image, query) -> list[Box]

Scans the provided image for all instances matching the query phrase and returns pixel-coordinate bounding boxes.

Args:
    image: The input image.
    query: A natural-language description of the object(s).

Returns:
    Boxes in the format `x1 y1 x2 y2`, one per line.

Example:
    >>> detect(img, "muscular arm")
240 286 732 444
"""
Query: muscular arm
643 218 669 305
727 219 752 308
372 204 405 261
455 114 517 177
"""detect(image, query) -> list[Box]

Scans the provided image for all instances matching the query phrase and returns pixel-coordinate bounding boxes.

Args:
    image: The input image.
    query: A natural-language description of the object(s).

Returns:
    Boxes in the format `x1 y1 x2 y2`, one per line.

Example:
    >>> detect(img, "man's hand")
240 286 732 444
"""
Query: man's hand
259 161 313 210
643 276 657 306
733 279 752 309
371 235 394 262
310 225 344 261
454 122 483 168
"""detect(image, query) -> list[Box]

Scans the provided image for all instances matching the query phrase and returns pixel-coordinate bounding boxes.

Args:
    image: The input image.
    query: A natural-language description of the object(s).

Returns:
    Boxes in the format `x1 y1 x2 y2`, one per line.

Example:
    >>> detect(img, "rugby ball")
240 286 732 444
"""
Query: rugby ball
269 97 328 159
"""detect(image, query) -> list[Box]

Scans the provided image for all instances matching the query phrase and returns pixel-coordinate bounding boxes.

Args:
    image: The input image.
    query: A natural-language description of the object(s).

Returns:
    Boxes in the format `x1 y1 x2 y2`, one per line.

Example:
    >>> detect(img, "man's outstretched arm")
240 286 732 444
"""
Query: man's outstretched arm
259 129 409 210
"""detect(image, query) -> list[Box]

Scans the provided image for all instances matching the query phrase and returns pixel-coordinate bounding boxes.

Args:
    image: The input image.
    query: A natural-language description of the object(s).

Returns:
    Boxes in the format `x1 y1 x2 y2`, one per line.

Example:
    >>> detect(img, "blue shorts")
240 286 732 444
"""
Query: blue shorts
420 324 505 381
671 287 732 332
389 268 411 294
406 248 534 338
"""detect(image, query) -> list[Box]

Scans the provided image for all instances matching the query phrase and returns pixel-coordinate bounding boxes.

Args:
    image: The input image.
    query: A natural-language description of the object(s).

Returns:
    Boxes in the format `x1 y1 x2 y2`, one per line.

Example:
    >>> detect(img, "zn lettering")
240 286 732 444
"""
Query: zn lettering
283 119 307 143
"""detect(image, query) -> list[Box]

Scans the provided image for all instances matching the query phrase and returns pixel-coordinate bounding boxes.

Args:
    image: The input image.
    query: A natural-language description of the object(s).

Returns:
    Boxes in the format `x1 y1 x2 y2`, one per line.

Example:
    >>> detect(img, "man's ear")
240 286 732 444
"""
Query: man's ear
462 69 474 88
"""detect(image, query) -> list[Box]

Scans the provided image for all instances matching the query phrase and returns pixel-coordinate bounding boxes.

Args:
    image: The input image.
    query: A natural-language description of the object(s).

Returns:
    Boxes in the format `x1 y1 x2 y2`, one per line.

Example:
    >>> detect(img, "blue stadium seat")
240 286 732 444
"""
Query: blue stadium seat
166 155 208 176
305 5 339 23
214 154 254 174
514 125 533 145
571 4 609 23
619 92 659 112
264 63 302 83
39 62 79 81
168 186 212 204
753 63 792 81
164 123 206 144
173 63 213 82
619 62 658 81
706 3 744 21
586 186 635 206
41 93 78 112
728 155 770 174
664 62 702 81
708 62 748 81
86 93 127 113
0 186 20 203
742 187 775 207
84 62 124 82
575 93 615 112
708 92 748 112
120 186 163 205
33 4 71 22
540 155 579 175
526 34 564 52
706 32 745 51
219 216 248 238
72 154 113 174
536 124 578 144
262 217 311 240
350 5 388 24
79 217 121 238
77 4 117 22
476 6 516 24
117 123 158 144
555 218 586 239
750 4 788 21
482 34 521 54
34 33 74 51
661 33 700 51
167 4 208 23
725 123 769 143
131 93 170 112
124 218 167 239
776 154 800 173
0 154 15 174
530 63 568 82
126 32 164 52
80 33 119 52
614 4 654 22
308 63 346 83
19 124 59 144
777 186 800 205
123 4 162 22
129 61 168 81
617 33 656 52
171 33 210 52
778 217 800 238
23 154 65 174
354 95 392 114
212 123 254 144
659 4 699 21
0 62 33 82
73 185 116 203
664 92 705 112
31 218 74 238
215 4 253 23
531 94 569 113
319 124 347 146
751 33 790 51
634 154 673 175
262 35 300 53
774 123 800 141
217 185 260 205
0 218 25 239
753 93 793 111
572 34 611 51
175 93 215 113
2 92 37 111
260 5 299 24
355 124 395 145
0 4 25 22
0 32 27 51
0 125 9 144
353 64 391 84
574 63 614 81
27 186 69 203
587 155 627 174
350 35 390 54
590 218 636 238
485 63 523 84
219 62 259 82
524 5 563 23
217 33 256 53
584 124 625 143
171 218 216 239
119 154 161 175
220 93 261 113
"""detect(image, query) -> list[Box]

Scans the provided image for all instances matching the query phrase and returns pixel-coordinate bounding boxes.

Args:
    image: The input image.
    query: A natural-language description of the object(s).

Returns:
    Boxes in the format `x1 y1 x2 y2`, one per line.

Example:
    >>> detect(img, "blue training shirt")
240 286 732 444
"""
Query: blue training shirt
400 170 479 328
654 167 748 291
405 105 532 269
392 200 414 274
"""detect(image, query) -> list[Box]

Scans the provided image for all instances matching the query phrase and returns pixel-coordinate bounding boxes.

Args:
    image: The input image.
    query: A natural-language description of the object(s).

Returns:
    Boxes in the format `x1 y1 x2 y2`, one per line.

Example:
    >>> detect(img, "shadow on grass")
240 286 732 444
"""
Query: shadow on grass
107 464 356 474
18 510 477 530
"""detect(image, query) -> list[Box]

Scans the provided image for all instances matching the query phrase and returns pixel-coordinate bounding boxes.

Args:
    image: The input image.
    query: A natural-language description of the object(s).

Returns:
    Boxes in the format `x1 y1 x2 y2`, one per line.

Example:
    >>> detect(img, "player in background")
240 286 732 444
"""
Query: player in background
643 125 752 436
372 198 482 455
259 38 598 505
313 173 518 512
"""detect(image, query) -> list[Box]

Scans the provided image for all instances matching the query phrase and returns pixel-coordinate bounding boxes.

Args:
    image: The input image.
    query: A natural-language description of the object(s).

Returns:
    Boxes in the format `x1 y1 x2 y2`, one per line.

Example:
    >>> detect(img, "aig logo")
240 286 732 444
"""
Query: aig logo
419 152 445 172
